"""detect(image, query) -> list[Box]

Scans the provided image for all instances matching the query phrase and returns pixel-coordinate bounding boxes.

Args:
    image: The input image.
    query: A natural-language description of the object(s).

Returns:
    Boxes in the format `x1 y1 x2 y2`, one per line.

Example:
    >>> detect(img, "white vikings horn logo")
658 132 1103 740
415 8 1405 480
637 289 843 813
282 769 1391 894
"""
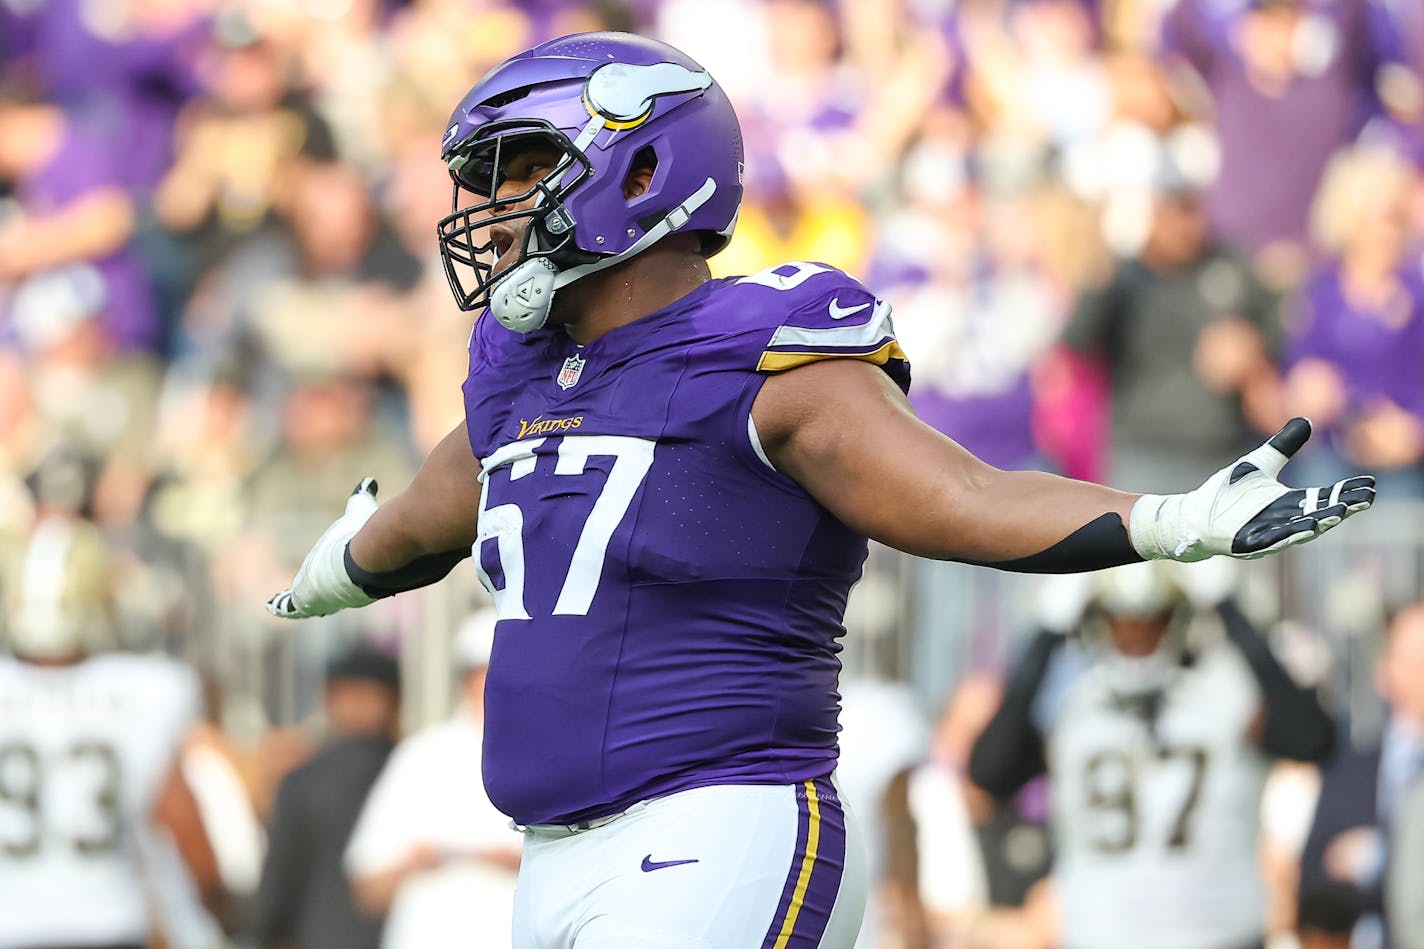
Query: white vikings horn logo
583 62 713 130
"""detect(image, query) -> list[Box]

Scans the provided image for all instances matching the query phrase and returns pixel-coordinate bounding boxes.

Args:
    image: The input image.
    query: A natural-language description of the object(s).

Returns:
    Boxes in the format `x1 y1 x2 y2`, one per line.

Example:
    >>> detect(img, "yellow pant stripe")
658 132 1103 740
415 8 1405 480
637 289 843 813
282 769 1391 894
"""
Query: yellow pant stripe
772 779 822 949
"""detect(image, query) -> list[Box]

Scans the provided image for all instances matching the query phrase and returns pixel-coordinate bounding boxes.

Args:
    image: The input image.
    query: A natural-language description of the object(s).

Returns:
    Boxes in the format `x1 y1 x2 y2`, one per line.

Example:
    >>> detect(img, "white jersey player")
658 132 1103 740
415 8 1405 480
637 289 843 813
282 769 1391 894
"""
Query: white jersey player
969 562 1335 949
0 515 219 949
345 610 521 949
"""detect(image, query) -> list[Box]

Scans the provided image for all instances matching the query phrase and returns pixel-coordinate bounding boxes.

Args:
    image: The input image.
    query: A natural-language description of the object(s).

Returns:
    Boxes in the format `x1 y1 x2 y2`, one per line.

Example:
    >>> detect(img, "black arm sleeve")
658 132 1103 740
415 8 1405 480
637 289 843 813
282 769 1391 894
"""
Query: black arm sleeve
968 630 1064 799
1218 598 1336 762
971 512 1144 574
344 544 471 599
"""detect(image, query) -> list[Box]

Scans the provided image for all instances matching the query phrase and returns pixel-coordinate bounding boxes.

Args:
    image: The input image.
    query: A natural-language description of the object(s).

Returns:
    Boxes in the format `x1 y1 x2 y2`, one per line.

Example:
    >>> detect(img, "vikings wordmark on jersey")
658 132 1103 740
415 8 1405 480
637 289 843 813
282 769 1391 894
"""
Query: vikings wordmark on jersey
461 262 908 827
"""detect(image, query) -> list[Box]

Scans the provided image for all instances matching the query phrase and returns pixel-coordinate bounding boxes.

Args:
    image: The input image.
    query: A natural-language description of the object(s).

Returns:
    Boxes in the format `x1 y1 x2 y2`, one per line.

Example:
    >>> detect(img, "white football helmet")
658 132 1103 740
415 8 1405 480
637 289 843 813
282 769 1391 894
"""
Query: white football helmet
1083 561 1190 702
2 516 115 660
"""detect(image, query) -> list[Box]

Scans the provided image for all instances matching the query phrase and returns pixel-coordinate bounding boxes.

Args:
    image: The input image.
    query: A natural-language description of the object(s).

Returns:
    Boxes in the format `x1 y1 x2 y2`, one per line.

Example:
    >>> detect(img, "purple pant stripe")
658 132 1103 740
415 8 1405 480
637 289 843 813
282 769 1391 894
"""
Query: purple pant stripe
760 782 813 949
759 778 848 949
788 775 847 947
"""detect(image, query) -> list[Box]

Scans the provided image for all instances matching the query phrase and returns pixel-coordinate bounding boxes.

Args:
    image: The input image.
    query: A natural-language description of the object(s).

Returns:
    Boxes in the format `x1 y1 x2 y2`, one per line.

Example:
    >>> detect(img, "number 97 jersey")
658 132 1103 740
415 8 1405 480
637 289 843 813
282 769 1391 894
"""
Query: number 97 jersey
0 653 200 948
1039 638 1270 949
462 262 910 828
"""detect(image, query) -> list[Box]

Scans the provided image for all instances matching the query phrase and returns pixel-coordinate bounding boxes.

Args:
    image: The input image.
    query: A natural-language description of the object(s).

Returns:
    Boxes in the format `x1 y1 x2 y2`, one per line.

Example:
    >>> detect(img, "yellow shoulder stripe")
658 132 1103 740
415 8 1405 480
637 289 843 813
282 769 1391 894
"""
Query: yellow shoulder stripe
756 340 907 373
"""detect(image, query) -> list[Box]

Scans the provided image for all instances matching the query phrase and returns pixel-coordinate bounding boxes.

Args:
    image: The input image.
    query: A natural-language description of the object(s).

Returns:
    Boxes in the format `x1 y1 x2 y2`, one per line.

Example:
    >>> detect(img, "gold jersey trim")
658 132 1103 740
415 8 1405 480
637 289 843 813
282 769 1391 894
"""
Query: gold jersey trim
755 340 907 373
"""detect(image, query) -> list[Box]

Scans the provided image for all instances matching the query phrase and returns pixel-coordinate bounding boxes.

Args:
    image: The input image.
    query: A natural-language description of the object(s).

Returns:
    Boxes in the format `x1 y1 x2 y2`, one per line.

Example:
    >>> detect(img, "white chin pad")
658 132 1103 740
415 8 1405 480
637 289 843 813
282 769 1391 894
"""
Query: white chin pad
490 257 559 334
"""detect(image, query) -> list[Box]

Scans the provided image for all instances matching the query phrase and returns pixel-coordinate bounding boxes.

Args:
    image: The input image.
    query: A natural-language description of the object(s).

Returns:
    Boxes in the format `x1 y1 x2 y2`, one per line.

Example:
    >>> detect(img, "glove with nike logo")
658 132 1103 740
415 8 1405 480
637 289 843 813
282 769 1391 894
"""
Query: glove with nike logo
267 479 380 618
1128 418 1375 562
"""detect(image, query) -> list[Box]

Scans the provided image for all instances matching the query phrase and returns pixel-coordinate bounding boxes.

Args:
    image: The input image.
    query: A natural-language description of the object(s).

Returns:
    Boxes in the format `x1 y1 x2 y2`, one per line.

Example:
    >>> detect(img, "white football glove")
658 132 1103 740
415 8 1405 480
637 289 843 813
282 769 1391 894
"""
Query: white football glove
1129 418 1375 562
266 478 379 619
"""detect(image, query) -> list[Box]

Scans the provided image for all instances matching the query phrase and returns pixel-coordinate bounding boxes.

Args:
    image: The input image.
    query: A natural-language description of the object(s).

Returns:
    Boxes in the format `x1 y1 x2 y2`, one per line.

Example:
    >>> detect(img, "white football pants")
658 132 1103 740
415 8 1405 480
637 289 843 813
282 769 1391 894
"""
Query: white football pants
512 776 867 948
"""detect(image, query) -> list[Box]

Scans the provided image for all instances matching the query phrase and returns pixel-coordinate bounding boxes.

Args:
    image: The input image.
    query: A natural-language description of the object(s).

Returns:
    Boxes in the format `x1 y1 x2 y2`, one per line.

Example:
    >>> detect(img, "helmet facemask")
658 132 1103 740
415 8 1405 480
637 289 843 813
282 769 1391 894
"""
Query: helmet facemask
438 120 594 331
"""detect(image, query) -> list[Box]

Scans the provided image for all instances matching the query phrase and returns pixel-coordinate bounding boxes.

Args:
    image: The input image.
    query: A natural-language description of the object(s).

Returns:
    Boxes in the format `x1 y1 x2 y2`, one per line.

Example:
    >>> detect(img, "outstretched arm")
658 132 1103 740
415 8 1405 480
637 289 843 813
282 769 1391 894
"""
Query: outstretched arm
348 423 483 572
754 359 1373 570
268 423 482 618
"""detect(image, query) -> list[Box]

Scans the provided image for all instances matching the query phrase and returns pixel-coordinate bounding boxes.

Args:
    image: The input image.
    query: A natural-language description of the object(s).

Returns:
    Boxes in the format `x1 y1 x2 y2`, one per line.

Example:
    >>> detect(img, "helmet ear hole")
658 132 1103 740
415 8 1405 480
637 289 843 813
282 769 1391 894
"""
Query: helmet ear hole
623 145 659 201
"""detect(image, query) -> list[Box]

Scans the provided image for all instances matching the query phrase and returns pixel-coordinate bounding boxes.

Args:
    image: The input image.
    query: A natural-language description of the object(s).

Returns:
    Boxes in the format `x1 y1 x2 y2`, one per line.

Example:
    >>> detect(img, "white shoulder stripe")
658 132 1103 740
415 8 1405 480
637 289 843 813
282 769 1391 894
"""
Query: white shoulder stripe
766 299 895 351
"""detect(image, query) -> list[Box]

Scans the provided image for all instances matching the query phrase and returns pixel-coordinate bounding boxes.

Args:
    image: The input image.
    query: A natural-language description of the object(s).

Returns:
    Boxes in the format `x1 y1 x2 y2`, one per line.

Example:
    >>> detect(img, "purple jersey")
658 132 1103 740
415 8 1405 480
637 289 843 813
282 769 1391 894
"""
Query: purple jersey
462 262 910 825
1286 264 1424 430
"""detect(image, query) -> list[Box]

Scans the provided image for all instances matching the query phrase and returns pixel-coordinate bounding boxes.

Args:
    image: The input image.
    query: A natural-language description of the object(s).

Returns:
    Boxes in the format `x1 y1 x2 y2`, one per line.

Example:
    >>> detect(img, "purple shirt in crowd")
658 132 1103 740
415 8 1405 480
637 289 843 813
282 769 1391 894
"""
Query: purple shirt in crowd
5 0 205 191
868 257 1046 471
20 129 159 353
1163 0 1404 251
0 4 39 64
1286 263 1424 437
462 263 910 825
910 378 1038 471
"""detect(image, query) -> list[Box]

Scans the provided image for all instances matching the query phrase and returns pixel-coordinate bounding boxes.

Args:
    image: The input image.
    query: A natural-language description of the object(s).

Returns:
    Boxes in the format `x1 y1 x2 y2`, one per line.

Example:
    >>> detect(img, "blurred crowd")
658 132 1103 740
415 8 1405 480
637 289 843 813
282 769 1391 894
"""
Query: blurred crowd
2 0 1424 945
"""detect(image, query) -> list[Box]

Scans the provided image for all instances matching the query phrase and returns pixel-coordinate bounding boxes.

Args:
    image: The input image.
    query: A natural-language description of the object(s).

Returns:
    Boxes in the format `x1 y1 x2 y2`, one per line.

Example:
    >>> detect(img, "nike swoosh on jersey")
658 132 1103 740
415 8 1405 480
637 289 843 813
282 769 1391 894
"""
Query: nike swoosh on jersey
641 855 700 872
827 298 870 320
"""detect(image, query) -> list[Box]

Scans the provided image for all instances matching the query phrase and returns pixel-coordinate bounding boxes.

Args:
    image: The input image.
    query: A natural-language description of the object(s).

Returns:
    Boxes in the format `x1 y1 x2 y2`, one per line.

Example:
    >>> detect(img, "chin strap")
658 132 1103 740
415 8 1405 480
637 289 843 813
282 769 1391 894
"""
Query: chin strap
488 177 718 335
553 177 717 288
490 257 560 333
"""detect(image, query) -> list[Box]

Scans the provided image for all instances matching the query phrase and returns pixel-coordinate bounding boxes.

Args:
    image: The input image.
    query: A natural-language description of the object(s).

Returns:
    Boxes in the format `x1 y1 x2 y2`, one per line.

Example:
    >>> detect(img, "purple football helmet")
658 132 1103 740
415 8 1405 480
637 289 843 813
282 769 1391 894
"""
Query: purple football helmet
437 32 745 333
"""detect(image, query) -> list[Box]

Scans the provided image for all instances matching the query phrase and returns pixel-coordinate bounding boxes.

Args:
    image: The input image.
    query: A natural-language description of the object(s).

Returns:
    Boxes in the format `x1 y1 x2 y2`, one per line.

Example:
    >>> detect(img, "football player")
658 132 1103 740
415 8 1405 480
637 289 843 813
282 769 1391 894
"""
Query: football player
968 562 1336 949
266 32 1372 947
0 515 222 949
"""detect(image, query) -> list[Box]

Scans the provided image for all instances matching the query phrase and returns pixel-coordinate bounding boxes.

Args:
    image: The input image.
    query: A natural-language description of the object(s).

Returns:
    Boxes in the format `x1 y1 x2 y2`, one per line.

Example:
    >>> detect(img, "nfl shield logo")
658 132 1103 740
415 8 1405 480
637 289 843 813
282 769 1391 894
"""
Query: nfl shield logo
557 354 585 390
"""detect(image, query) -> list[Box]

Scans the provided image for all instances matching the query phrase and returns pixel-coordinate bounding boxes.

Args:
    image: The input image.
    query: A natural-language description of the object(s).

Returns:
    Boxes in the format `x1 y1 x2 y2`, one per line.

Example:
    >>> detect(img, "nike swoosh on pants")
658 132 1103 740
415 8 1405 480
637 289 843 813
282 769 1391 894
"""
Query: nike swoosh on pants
641 855 700 872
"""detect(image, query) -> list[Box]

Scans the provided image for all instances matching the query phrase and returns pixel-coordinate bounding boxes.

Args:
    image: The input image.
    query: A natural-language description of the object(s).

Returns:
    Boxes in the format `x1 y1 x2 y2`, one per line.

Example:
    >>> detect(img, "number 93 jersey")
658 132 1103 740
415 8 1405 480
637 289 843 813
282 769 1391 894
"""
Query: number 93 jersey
462 262 910 827
1036 637 1270 949
0 652 200 947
